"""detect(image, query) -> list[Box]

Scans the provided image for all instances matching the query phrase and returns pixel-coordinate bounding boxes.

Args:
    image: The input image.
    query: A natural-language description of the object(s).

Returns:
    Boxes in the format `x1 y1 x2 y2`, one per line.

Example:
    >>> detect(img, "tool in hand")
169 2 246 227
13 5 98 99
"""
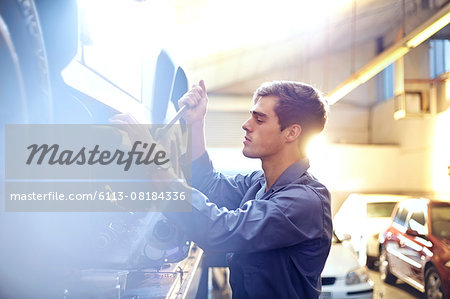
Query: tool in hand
154 104 189 139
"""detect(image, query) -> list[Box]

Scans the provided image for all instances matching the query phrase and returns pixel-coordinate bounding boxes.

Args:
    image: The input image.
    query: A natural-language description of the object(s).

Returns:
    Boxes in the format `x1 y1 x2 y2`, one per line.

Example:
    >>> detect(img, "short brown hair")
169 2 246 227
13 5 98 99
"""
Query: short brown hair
253 81 328 137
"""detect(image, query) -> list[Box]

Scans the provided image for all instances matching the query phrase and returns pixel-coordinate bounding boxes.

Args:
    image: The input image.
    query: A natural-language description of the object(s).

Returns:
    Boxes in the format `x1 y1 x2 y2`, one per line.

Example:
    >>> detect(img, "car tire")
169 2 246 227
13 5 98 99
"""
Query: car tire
379 247 396 284
425 266 446 299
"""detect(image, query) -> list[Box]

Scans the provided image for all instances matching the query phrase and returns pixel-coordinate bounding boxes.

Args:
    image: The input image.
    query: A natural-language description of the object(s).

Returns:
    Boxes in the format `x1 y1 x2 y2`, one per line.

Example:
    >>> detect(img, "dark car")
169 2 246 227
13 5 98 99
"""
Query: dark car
379 198 450 299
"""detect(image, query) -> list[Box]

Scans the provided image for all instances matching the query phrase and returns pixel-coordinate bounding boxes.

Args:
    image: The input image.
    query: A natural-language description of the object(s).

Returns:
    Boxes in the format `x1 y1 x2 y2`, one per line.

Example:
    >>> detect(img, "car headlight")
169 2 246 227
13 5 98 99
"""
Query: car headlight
345 266 370 285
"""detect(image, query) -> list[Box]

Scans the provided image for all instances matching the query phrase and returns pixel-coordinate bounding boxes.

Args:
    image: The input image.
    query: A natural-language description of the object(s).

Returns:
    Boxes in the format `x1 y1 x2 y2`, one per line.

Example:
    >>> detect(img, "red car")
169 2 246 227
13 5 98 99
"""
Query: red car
379 198 449 299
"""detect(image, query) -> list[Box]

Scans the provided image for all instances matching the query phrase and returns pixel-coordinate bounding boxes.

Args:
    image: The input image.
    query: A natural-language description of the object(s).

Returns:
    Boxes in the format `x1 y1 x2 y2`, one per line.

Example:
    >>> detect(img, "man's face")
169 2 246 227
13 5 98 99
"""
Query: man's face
241 96 285 159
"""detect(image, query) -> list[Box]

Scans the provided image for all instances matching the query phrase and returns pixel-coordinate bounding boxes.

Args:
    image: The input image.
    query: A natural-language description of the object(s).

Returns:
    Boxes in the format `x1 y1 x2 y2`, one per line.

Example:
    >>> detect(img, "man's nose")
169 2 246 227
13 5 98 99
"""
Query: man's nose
242 118 251 132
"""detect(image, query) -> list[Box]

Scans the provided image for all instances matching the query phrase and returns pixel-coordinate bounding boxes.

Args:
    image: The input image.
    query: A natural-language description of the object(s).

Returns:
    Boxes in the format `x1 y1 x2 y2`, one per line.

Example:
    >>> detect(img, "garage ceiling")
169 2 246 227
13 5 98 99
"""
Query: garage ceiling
168 0 448 105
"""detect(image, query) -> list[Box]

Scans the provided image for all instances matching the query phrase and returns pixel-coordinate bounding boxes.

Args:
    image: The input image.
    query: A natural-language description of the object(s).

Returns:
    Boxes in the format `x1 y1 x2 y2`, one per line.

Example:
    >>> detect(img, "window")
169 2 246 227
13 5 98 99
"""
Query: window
430 204 450 239
408 210 427 235
366 202 397 218
429 39 450 78
393 207 408 227
410 211 425 226
384 64 394 100
377 63 394 102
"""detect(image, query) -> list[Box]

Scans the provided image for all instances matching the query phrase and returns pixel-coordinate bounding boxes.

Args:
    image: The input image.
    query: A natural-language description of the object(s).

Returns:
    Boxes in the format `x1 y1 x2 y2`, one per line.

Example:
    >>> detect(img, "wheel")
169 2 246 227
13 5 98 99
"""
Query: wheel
425 266 446 299
379 246 396 284
0 0 52 123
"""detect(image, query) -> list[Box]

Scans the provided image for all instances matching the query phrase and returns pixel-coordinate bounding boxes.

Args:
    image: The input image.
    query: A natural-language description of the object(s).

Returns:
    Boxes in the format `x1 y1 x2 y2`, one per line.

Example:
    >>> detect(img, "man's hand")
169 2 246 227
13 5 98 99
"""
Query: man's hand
178 80 208 126
109 113 155 147
109 113 181 181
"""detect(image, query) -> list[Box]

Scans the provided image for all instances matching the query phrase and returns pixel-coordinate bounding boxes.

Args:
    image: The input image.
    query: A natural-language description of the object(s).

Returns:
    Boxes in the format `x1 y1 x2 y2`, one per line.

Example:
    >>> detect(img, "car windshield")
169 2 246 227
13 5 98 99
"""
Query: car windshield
366 202 397 218
431 204 450 239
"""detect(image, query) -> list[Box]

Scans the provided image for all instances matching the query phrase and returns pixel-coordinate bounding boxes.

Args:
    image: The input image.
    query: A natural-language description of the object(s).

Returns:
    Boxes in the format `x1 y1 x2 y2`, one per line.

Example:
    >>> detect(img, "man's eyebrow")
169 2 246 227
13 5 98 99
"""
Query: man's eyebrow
250 110 268 118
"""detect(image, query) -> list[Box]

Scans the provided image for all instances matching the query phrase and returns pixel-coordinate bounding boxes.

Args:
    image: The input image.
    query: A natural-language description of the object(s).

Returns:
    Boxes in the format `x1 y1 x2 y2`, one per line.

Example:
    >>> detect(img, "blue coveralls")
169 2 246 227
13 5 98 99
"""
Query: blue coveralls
165 152 332 299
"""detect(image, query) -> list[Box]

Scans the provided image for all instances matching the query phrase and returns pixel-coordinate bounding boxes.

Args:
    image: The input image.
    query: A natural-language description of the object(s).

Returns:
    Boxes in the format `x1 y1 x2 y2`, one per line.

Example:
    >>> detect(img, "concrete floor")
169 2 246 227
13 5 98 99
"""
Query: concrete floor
369 269 424 299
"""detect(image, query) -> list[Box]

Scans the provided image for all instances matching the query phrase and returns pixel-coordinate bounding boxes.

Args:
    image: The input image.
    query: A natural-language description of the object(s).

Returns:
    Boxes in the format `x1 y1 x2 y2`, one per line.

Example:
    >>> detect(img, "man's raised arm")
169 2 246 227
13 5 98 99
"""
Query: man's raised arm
178 80 208 161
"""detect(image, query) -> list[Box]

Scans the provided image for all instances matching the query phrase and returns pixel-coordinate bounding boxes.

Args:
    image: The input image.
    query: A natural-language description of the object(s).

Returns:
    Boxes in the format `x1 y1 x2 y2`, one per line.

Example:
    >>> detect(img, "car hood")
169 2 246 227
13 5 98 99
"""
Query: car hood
321 244 361 277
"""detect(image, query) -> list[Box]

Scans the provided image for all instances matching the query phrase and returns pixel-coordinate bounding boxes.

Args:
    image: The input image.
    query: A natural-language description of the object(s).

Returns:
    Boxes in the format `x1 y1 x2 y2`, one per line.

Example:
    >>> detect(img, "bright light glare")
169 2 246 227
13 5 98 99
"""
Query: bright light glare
393 109 406 120
306 134 330 185
306 134 327 158
76 0 174 99
170 0 352 62
78 0 172 52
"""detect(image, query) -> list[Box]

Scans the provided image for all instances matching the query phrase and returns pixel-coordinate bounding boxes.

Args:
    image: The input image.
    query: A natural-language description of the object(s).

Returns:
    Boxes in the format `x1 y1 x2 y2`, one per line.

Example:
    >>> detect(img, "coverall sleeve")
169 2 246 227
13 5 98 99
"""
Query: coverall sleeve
163 185 325 253
190 152 261 210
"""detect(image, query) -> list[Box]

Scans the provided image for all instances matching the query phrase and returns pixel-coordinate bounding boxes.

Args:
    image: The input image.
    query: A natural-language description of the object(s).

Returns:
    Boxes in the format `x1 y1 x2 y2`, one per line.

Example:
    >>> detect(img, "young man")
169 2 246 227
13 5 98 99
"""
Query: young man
163 80 332 299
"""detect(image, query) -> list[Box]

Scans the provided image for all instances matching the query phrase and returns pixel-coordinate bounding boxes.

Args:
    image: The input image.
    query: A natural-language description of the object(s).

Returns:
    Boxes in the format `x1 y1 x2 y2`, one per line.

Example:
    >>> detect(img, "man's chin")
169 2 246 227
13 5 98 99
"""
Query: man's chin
242 148 258 159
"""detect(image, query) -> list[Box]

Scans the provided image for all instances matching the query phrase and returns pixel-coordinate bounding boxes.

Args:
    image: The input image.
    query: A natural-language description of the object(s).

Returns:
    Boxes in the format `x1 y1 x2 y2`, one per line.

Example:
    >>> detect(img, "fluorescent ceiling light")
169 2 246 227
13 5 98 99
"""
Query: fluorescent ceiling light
327 47 408 104
357 47 409 84
407 11 450 48
327 81 360 105
326 3 450 105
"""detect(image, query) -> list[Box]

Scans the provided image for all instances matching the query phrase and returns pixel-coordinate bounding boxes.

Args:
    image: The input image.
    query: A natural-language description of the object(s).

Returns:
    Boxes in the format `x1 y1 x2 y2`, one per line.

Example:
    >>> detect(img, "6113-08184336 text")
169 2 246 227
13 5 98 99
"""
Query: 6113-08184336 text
9 191 186 201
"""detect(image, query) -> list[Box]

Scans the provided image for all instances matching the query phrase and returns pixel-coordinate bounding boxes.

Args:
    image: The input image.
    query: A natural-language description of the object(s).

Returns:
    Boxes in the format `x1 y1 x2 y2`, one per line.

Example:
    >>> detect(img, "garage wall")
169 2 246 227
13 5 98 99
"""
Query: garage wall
369 43 450 196
308 143 401 215
370 96 450 196
325 102 370 144
371 99 434 191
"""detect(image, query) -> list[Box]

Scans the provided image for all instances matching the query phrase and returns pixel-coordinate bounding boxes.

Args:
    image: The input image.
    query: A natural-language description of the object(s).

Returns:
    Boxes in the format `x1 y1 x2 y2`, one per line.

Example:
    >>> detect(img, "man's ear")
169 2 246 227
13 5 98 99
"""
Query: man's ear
284 124 302 143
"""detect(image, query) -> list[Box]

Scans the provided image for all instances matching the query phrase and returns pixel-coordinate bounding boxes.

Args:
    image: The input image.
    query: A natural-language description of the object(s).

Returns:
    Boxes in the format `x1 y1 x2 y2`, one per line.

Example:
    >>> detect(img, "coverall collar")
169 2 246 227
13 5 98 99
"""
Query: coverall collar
264 158 310 194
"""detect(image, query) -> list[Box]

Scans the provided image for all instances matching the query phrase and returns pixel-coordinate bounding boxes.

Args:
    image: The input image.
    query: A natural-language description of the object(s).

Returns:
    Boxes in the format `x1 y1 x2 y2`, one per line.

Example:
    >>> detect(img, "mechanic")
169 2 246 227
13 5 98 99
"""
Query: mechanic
165 80 332 299
111 80 332 298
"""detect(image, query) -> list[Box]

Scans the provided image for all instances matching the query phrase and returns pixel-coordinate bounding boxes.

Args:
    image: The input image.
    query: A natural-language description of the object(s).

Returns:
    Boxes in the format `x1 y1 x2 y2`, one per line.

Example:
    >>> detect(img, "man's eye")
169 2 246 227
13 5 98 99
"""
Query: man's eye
256 119 263 123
